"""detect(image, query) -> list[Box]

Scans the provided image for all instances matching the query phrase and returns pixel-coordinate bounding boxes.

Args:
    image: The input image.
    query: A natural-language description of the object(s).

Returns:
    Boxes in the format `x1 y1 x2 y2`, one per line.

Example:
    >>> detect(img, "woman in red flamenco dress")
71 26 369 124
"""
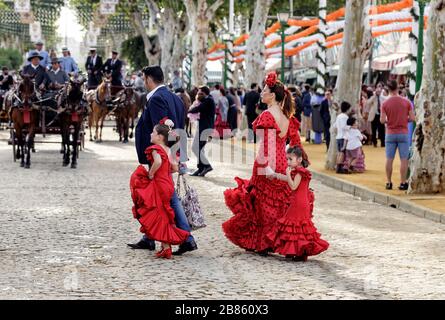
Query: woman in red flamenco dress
267 146 329 261
213 88 232 139
130 120 189 259
222 73 307 255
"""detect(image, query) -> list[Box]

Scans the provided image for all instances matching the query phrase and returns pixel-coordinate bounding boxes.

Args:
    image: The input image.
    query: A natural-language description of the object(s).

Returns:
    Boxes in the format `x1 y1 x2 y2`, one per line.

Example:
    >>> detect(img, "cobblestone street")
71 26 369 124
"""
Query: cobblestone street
0 127 444 300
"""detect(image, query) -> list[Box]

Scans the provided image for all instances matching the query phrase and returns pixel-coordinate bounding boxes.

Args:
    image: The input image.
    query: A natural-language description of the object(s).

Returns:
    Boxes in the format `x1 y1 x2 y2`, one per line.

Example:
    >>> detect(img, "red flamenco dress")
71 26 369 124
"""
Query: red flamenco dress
130 145 189 245
222 110 305 251
267 167 329 258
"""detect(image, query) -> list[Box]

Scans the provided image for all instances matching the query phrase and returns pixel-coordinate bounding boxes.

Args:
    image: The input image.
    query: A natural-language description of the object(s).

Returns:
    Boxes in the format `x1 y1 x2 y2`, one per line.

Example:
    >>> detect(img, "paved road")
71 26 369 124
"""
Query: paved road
0 127 444 299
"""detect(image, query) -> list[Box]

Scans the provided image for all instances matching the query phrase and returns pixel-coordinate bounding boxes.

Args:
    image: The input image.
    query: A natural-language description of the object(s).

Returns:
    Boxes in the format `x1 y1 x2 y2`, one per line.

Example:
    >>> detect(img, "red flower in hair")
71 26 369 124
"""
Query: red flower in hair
265 72 277 88
159 117 168 125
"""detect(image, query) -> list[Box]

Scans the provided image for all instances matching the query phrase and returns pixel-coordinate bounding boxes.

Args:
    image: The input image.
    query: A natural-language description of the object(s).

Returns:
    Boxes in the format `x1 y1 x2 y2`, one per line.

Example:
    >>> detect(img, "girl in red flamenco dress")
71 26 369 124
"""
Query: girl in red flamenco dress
267 146 329 261
129 119 190 259
222 72 308 255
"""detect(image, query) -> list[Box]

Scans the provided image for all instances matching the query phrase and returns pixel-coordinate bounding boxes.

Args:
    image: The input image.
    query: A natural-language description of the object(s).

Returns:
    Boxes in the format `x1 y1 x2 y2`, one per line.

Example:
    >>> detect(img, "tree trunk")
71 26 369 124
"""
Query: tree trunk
159 8 177 82
244 0 273 89
131 10 160 65
184 0 224 85
171 15 189 79
325 0 372 170
408 0 445 194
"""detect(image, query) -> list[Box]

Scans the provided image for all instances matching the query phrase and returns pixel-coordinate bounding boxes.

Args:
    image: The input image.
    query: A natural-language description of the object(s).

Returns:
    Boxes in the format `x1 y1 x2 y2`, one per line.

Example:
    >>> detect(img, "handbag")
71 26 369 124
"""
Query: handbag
176 174 206 230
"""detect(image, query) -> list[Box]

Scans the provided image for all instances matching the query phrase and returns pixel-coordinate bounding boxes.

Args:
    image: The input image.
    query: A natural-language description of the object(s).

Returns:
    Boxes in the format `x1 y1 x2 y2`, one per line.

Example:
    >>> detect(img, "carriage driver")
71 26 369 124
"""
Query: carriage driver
21 51 51 90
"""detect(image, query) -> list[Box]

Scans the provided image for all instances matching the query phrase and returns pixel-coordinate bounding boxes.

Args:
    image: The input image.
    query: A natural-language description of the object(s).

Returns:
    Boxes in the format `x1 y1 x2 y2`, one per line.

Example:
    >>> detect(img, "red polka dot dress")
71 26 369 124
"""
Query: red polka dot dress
266 167 329 258
222 110 305 251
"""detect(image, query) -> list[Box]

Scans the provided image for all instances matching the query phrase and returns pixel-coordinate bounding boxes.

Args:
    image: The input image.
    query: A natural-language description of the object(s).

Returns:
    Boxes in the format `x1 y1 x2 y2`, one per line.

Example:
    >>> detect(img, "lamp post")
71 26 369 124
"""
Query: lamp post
222 33 231 88
415 0 426 93
277 12 290 83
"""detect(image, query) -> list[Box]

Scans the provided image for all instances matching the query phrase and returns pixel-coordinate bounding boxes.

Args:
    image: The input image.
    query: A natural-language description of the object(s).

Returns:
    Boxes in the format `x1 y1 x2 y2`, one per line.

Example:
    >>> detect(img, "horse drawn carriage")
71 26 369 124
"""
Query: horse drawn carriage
86 73 145 144
7 73 87 168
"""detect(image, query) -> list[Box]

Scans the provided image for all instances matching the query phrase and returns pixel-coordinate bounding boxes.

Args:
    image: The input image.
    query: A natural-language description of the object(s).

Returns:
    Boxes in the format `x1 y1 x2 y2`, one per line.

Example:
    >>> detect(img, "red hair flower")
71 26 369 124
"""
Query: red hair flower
159 117 169 125
265 72 277 88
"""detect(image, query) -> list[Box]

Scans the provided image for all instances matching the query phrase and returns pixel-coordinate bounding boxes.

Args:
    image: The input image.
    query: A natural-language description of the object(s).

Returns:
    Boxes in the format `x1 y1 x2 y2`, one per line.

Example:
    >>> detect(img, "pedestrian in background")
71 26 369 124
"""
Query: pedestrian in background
380 80 415 190
334 101 352 173
342 117 366 173
188 86 216 177
320 89 333 151
243 83 261 143
301 84 312 142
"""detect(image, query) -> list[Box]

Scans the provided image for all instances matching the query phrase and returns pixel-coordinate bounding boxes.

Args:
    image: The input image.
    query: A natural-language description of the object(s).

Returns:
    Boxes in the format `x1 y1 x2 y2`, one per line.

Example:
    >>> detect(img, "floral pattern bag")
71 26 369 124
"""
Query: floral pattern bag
176 175 206 230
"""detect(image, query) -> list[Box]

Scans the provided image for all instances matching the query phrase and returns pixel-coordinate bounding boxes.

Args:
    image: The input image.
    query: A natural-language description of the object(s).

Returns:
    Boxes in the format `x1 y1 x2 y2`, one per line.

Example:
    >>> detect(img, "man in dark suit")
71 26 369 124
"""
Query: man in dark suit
22 51 51 89
85 48 103 89
188 86 216 177
129 65 197 256
102 50 123 88
320 89 333 151
243 83 260 143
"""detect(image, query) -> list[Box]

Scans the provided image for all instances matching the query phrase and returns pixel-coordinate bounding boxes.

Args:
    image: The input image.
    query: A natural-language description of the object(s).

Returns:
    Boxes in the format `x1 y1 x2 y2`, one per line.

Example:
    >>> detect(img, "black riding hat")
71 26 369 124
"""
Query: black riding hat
27 51 44 62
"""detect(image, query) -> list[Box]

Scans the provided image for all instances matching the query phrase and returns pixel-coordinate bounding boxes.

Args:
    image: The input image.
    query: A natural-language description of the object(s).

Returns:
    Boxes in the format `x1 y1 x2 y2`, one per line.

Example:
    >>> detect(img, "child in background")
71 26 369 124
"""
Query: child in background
342 117 366 173
267 147 329 261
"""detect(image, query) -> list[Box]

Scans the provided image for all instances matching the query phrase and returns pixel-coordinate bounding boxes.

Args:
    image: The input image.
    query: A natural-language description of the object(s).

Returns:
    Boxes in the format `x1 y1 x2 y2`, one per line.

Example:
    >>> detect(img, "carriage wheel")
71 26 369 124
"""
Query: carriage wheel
11 128 16 162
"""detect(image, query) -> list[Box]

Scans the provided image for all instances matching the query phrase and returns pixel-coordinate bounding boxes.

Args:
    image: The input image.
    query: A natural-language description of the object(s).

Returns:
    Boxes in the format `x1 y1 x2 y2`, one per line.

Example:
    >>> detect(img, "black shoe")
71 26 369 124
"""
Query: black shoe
198 166 213 177
385 182 393 190
398 182 408 190
127 240 155 250
257 248 272 256
172 241 198 256
190 169 202 176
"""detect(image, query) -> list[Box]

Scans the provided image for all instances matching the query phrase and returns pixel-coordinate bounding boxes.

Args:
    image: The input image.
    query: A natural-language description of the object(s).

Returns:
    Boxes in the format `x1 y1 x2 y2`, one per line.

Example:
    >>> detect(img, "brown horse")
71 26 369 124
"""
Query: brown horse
115 84 139 143
11 74 38 168
86 77 111 142
59 77 86 168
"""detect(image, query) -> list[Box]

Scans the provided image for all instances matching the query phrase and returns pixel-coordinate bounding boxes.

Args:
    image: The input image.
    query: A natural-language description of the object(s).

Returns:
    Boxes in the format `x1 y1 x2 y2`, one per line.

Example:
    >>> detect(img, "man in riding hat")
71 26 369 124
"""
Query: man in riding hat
26 40 50 69
85 48 103 89
48 57 69 89
102 50 123 95
60 47 79 76
22 51 51 90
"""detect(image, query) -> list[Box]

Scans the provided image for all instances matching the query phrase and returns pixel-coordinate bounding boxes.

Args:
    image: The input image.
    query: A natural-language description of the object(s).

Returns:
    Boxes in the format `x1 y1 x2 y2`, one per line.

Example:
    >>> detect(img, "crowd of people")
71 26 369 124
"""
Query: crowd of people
3 40 417 261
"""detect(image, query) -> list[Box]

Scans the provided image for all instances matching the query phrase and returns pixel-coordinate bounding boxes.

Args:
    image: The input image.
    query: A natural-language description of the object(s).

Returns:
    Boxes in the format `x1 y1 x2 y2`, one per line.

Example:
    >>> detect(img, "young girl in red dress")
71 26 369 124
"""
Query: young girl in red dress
267 146 329 261
130 119 190 259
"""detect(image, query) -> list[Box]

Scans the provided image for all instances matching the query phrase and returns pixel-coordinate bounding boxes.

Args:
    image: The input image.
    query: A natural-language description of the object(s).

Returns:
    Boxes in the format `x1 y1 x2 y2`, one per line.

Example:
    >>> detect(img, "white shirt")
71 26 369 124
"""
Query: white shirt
335 113 349 139
210 89 221 105
146 84 165 102
345 128 364 150
31 64 39 70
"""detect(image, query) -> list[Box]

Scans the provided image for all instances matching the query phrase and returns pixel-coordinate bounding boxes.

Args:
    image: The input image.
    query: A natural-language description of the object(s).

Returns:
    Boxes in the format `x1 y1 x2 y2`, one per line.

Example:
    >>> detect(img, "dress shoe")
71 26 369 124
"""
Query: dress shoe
198 166 213 177
291 255 308 262
190 169 202 176
172 241 198 256
155 247 172 259
127 240 155 250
